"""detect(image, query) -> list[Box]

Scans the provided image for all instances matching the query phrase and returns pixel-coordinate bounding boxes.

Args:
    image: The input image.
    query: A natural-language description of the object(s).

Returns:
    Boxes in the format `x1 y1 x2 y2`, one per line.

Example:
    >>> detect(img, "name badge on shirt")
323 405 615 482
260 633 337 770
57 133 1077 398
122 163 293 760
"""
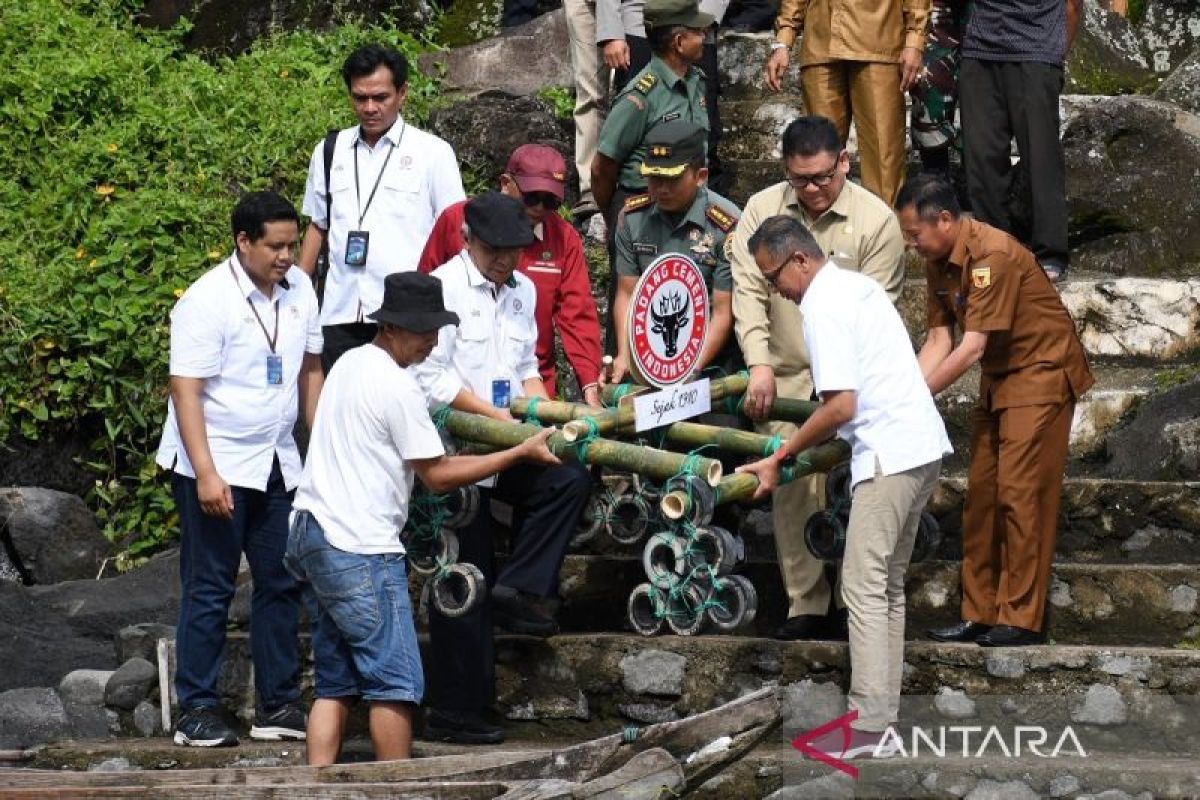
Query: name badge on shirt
266 355 283 386
345 230 369 267
633 243 658 256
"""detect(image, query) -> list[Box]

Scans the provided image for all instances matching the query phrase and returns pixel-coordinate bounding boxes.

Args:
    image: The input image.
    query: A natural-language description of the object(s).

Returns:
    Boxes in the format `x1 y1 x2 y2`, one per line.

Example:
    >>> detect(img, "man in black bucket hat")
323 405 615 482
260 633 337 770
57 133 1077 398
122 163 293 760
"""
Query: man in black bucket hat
287 270 559 765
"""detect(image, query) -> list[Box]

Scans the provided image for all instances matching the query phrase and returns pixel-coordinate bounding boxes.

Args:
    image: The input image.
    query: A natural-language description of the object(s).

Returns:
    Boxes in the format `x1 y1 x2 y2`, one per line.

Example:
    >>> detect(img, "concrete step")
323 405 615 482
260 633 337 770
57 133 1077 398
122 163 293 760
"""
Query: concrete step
551 556 1200 647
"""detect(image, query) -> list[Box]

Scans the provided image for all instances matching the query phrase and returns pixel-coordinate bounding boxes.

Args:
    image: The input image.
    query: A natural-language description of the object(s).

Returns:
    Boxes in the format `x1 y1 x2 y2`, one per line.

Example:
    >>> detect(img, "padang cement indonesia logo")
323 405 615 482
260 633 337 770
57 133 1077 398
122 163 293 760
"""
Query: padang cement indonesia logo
629 253 709 387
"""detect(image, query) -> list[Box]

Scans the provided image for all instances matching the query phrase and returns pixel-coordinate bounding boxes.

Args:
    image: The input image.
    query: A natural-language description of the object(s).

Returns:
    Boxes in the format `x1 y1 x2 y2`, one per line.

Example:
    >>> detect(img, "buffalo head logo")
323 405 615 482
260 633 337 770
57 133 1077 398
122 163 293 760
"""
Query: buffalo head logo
650 290 689 358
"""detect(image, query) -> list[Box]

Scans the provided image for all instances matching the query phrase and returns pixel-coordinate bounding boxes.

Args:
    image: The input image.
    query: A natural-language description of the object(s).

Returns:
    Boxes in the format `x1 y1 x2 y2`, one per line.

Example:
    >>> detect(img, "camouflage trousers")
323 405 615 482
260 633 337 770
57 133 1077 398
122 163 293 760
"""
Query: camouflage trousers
909 0 972 155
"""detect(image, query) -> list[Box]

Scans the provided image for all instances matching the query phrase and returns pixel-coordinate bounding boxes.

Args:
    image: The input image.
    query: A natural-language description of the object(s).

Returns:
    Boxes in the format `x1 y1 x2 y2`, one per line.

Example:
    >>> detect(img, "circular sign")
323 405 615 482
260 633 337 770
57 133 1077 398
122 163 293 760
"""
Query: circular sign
628 253 710 388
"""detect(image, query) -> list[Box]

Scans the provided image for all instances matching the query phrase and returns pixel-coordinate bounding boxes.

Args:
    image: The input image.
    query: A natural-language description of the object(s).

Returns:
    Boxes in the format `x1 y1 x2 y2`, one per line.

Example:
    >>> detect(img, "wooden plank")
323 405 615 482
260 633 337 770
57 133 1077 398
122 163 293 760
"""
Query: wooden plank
571 748 684 799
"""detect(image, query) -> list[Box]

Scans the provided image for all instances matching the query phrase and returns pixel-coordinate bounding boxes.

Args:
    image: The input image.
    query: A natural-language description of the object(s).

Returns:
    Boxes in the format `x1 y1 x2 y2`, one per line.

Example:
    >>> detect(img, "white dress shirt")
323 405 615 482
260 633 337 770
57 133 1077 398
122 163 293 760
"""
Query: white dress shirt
799 263 951 488
414 251 541 408
293 344 445 555
156 256 323 491
302 118 465 326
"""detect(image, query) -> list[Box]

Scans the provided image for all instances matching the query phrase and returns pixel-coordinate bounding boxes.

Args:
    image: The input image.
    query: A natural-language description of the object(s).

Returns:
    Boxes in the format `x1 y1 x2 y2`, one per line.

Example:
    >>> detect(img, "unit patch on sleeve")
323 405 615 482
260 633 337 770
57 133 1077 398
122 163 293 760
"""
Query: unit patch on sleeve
971 266 992 289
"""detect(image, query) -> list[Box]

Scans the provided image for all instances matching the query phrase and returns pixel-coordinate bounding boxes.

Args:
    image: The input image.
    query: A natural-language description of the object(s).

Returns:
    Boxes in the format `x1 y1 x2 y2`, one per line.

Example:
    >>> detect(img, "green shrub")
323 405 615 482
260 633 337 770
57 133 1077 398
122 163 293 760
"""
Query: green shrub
0 0 442 564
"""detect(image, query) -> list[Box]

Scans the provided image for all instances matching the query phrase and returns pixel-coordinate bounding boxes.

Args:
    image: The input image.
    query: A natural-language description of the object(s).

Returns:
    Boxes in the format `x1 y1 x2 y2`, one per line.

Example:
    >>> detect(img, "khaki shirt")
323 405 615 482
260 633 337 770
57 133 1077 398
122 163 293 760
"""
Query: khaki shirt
774 0 930 64
730 179 906 377
596 56 709 191
926 218 1094 409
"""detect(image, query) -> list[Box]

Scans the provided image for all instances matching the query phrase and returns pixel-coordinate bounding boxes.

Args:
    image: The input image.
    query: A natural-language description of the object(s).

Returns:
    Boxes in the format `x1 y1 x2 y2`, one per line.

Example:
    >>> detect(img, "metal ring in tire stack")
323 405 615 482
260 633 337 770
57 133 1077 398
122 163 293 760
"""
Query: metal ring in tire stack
685 526 741 576
431 562 485 618
571 490 611 550
406 528 460 576
441 484 481 529
910 511 943 563
804 509 847 561
642 532 687 590
666 582 708 636
824 462 852 507
705 574 758 632
607 492 652 545
627 582 668 636
663 474 716 527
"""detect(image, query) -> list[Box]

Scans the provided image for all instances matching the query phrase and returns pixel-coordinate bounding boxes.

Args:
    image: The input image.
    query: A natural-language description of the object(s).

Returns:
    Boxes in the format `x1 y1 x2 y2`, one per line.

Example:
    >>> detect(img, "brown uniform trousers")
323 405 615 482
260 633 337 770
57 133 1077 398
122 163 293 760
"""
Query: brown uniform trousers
926 218 1093 632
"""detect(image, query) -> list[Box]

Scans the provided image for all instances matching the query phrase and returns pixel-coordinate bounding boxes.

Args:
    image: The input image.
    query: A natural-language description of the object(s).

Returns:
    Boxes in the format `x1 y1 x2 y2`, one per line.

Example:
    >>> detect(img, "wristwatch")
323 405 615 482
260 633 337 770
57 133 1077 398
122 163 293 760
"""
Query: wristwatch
770 41 789 51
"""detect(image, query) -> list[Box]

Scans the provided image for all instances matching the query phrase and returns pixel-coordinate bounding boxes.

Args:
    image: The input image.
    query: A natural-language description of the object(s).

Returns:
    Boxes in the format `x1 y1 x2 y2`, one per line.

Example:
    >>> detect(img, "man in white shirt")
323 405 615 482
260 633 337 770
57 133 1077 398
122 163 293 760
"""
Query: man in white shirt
156 191 324 748
287 271 560 765
414 192 592 745
739 215 950 760
297 43 466 369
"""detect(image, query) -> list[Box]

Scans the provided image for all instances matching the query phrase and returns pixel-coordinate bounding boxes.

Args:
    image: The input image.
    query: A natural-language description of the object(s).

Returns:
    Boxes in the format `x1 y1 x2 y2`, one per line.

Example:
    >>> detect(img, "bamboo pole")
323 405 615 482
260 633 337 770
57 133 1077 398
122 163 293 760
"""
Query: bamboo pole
660 439 850 519
439 409 723 486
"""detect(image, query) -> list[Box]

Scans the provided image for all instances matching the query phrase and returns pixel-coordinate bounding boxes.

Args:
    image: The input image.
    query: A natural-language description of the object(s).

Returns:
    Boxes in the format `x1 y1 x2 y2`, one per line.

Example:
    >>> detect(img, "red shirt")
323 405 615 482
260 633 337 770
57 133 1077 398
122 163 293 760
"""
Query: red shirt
418 200 602 397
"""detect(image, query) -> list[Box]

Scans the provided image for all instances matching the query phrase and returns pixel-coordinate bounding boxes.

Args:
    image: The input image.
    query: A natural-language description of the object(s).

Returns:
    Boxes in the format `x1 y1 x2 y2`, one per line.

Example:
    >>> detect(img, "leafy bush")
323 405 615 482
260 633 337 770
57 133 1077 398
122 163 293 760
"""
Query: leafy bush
0 0 442 563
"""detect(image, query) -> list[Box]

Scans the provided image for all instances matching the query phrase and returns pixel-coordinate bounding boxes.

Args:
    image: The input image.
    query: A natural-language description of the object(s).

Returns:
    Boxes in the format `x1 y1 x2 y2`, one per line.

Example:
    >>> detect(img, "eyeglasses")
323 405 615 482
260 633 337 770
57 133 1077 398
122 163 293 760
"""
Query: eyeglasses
522 192 559 209
784 162 840 190
761 254 798 287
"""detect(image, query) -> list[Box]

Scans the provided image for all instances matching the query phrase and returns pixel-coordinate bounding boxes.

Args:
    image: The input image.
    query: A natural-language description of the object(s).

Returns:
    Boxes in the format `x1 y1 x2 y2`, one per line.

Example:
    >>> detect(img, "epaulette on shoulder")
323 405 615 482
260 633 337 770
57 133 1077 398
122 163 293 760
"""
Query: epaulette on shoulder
705 203 738 233
624 193 653 213
633 71 658 95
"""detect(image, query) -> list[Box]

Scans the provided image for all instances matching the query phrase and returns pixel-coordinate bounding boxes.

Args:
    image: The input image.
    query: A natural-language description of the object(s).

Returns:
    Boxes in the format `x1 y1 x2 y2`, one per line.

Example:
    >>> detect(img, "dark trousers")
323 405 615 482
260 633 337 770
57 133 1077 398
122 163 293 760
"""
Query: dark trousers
502 0 539 28
960 58 1069 270
321 322 377 374
173 458 300 712
427 462 591 712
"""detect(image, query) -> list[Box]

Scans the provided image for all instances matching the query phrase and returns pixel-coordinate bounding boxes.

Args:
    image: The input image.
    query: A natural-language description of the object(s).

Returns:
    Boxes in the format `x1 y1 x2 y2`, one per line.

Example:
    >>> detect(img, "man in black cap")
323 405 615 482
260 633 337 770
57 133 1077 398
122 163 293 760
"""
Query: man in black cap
413 191 593 744
288 271 560 764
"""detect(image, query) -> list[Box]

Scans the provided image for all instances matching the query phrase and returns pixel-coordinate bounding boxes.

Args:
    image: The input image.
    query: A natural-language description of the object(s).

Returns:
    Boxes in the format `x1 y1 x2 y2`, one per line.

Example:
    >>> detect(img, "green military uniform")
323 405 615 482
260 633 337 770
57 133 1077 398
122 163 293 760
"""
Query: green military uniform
598 56 709 195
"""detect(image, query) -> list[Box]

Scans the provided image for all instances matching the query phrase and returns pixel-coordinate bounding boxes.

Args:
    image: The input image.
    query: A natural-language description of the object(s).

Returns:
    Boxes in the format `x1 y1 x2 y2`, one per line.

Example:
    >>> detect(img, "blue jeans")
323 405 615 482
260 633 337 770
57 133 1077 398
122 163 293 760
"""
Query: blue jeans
284 511 424 703
173 458 300 712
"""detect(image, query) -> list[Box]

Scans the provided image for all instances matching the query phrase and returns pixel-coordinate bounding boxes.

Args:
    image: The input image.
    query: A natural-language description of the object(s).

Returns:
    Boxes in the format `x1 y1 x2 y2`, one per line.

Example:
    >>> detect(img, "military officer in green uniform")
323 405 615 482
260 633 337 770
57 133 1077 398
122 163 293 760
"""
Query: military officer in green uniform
607 121 742 386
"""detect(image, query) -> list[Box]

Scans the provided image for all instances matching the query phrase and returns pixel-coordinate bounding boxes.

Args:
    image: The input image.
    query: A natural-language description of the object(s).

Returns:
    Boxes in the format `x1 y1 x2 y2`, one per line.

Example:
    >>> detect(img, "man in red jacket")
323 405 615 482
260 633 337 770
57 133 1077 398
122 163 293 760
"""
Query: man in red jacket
419 145 604 405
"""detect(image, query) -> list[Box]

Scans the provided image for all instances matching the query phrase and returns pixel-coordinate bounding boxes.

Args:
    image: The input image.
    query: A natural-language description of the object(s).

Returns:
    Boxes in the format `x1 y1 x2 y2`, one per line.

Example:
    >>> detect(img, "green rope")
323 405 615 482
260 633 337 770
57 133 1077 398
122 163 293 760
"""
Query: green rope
571 416 599 463
763 433 783 457
607 382 633 408
525 395 542 427
431 404 452 430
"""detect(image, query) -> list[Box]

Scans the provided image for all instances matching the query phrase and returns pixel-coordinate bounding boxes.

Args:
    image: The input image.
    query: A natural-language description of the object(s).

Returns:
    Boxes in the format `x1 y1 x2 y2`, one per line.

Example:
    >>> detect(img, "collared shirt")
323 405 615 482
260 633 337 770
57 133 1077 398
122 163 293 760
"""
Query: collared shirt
156 256 323 491
801 263 951 487
292 344 445 555
301 118 465 326
774 0 930 63
964 0 1067 65
730 178 906 375
926 217 1094 409
597 56 708 191
613 186 740 292
415 252 541 407
595 0 730 42
417 200 602 396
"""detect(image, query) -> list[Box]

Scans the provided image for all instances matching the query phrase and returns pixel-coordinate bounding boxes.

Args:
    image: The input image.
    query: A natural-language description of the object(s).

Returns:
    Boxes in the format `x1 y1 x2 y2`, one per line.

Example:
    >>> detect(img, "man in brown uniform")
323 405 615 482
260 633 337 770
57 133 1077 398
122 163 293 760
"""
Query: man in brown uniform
897 175 1093 647
763 0 930 206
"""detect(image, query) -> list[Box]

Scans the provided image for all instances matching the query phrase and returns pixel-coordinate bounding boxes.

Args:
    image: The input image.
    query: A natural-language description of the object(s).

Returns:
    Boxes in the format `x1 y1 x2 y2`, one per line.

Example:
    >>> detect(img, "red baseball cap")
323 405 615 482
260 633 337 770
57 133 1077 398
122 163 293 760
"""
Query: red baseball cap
505 144 567 202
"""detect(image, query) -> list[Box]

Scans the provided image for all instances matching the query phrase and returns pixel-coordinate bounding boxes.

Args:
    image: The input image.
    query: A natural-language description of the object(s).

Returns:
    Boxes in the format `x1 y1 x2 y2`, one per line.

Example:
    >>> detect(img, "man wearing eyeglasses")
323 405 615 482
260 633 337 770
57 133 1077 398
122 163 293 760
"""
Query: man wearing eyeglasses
729 115 906 641
418 145 604 407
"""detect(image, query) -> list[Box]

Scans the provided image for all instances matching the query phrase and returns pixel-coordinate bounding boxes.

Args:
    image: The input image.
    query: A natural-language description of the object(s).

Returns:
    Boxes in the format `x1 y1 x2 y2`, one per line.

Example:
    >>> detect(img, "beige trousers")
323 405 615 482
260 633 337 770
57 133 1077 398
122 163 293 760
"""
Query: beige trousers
757 371 832 618
841 458 941 732
564 0 606 198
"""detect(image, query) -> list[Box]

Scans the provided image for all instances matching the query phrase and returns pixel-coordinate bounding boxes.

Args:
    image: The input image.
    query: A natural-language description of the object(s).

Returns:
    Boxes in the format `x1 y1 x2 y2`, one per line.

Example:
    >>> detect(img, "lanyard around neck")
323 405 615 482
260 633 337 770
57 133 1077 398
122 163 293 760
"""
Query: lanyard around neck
353 122 405 228
229 262 280 353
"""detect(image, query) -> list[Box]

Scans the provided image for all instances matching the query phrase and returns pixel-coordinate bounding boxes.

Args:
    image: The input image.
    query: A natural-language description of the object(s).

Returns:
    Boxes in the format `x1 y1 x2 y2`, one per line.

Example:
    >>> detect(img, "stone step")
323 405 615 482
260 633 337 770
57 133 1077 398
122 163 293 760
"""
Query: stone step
551 557 1200 647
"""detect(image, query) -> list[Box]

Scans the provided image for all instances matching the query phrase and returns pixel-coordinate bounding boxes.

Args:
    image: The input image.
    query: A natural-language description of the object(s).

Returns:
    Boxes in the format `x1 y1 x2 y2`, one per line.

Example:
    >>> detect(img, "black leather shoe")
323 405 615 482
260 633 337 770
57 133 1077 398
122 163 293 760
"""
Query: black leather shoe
927 620 992 643
423 709 505 745
492 585 558 637
774 615 827 641
976 625 1044 647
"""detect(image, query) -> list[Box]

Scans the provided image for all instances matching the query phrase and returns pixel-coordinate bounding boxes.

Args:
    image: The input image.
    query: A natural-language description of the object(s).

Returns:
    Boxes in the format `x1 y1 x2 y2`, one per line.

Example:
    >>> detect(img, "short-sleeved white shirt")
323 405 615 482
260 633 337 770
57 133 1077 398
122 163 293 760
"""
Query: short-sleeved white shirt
301 119 465 327
156 256 323 491
799 263 951 488
292 344 445 554
413 252 541 407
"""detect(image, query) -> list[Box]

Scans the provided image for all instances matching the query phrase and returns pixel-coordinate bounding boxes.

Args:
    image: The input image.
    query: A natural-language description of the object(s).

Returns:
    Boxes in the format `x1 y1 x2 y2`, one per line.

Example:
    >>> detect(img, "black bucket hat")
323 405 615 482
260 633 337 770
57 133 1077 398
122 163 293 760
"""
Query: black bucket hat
367 272 460 332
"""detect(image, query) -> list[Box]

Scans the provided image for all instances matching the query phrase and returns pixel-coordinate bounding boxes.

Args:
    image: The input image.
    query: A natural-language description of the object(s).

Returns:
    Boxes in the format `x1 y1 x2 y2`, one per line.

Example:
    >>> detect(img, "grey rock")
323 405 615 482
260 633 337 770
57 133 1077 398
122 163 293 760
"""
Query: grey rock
1092 653 1151 678
1049 775 1083 798
87 757 137 772
1155 49 1200 115
58 669 115 707
1067 2 1154 94
65 703 113 739
618 702 680 724
0 686 70 748
132 700 161 737
1063 95 1200 278
768 773 854 799
780 679 845 735
984 652 1026 680
621 649 688 696
1104 377 1200 481
0 487 110 584
1170 584 1199 613
1091 791 1135 800
1137 0 1200 76
934 686 977 719
1071 683 1128 726
0 547 21 585
965 779 1041 800
115 623 175 664
104 657 158 711
1059 278 1200 362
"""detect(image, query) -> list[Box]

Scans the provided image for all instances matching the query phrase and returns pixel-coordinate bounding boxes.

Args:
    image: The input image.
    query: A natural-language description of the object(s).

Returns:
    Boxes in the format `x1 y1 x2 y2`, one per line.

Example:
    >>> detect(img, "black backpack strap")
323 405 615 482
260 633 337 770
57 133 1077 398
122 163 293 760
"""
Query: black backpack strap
315 129 339 304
